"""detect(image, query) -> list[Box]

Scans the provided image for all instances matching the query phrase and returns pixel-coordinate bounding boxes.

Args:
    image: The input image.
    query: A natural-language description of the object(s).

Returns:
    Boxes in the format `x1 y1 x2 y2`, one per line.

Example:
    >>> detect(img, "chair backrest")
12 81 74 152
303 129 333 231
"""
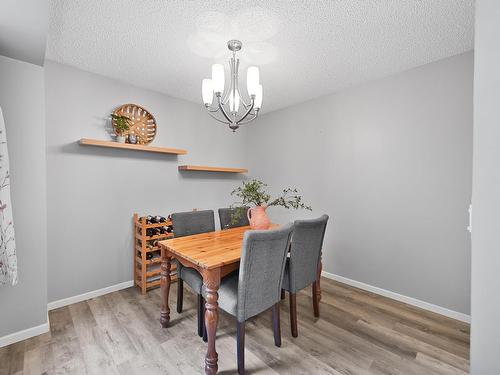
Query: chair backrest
218 207 250 230
288 215 329 293
171 210 215 238
237 223 294 322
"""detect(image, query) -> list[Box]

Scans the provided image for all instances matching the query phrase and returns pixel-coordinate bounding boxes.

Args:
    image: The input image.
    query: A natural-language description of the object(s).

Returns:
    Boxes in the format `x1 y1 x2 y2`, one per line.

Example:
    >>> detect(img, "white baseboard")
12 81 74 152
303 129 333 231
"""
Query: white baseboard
0 321 49 348
322 271 470 323
1 281 134 348
2 274 469 348
47 280 134 311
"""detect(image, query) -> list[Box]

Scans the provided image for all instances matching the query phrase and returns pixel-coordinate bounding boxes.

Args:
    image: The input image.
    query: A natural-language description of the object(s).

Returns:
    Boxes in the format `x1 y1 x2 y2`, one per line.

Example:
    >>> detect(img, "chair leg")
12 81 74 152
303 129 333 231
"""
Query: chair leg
197 294 204 337
281 289 285 300
176 279 184 313
237 321 245 375
312 281 320 318
289 293 298 338
202 297 208 342
272 303 281 347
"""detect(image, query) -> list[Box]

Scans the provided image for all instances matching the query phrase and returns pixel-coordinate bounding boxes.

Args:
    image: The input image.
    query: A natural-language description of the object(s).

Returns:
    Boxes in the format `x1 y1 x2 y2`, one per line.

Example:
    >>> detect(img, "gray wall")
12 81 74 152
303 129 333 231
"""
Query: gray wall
471 1 500 373
0 56 47 336
45 61 248 302
0 0 48 66
248 52 473 315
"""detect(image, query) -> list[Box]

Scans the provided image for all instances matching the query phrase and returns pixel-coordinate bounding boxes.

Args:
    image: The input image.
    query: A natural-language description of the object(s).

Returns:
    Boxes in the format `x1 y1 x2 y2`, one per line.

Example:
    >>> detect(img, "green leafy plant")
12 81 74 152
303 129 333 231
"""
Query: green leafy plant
230 179 312 223
111 114 132 135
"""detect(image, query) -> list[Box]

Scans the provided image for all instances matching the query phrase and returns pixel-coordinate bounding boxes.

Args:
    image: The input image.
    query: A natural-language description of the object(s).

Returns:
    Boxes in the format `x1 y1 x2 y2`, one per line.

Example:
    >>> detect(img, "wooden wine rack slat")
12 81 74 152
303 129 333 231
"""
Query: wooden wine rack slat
145 279 162 289
135 245 162 254
134 213 177 294
137 233 174 241
135 267 162 279
137 220 173 229
136 256 164 266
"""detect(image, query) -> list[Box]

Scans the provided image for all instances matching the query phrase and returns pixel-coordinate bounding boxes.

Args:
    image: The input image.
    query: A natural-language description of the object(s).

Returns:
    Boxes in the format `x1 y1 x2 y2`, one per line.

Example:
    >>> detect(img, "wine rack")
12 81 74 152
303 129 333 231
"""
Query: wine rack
134 213 177 294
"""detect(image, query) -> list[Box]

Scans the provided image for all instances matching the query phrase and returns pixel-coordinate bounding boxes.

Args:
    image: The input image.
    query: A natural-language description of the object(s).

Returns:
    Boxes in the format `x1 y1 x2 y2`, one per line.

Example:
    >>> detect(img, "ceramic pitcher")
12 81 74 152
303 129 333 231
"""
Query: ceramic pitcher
247 205 271 230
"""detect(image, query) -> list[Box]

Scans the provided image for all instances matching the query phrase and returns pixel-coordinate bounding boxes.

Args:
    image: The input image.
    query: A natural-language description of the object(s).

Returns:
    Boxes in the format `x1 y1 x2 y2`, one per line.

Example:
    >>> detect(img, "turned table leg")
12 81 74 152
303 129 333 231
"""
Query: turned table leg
203 268 221 375
160 250 172 328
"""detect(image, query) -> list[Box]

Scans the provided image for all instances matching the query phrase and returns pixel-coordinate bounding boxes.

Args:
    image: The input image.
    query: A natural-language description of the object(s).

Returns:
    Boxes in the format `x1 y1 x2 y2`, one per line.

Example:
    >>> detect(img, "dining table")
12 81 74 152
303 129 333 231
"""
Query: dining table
157 225 322 375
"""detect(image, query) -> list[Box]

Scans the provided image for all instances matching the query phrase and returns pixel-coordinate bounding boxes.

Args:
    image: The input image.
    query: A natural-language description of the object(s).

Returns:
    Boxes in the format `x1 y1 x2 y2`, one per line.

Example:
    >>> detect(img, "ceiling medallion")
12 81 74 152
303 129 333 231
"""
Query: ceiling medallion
201 40 263 132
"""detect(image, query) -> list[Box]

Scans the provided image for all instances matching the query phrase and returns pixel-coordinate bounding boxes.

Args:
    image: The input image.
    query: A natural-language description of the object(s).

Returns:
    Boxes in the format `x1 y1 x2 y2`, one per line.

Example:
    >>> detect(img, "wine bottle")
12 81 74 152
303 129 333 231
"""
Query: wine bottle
152 215 166 223
146 228 161 236
137 250 153 260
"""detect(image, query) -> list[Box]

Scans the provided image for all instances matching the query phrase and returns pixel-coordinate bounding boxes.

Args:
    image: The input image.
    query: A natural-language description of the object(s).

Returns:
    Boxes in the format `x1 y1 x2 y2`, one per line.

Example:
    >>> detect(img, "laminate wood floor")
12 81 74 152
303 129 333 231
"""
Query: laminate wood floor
0 278 470 374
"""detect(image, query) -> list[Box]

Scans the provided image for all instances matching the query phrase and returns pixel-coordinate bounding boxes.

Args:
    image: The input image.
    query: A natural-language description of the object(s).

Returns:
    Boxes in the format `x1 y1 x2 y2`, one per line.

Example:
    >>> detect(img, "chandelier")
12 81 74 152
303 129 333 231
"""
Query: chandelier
201 40 263 132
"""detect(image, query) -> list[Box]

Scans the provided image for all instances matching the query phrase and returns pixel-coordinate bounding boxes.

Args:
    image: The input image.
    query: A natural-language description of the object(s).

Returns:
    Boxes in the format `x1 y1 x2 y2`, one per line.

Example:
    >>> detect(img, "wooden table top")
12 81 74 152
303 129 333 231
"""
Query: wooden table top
159 225 278 270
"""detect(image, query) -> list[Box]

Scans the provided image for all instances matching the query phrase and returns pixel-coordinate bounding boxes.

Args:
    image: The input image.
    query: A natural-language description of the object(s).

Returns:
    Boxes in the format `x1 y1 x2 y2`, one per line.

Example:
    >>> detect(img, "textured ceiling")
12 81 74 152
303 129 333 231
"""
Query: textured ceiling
47 0 474 113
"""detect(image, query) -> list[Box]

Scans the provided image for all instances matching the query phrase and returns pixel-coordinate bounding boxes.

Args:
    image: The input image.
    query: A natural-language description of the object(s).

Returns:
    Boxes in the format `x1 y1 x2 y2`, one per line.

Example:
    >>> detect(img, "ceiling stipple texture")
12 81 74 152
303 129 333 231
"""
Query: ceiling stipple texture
47 0 474 113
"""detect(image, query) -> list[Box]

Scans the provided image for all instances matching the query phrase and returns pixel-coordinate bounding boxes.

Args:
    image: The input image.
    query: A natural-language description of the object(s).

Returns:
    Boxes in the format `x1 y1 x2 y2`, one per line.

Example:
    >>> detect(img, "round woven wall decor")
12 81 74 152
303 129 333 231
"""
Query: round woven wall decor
113 104 157 145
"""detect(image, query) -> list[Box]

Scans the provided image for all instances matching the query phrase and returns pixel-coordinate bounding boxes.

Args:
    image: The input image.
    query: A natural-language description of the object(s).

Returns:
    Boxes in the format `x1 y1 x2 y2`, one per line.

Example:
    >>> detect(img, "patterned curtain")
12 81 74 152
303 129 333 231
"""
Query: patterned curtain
0 106 17 286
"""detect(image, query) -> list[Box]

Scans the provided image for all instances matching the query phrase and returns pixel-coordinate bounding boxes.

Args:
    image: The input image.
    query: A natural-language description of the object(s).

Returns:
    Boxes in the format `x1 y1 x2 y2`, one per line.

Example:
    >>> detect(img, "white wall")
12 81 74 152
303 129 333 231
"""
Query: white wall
248 52 473 315
471 1 500 373
0 56 47 338
45 61 248 303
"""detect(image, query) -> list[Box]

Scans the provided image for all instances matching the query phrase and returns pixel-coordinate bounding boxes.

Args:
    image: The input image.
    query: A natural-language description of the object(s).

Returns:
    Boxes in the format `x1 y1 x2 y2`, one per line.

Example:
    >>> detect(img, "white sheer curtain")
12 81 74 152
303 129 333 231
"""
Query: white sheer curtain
0 106 17 286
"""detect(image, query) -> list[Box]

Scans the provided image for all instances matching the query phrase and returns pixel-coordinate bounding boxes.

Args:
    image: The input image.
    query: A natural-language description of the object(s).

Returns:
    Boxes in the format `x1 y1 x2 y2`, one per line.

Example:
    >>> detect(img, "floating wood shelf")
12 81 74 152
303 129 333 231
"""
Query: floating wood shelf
79 138 187 155
178 165 248 173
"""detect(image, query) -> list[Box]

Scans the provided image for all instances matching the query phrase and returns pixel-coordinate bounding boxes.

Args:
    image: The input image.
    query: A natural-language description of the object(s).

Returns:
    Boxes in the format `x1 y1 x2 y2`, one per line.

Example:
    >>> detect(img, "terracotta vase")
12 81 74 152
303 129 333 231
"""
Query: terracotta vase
247 205 271 230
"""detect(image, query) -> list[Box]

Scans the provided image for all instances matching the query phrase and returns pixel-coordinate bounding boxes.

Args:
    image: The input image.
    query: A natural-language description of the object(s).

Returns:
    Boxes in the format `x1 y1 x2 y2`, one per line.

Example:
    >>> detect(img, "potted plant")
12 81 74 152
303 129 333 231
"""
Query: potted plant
231 179 312 230
111 114 131 143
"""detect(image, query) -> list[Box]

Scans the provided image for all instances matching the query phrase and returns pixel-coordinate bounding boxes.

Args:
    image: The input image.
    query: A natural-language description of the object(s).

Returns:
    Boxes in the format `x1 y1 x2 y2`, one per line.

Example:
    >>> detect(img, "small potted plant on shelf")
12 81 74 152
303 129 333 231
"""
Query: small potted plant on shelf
231 179 312 230
111 114 131 143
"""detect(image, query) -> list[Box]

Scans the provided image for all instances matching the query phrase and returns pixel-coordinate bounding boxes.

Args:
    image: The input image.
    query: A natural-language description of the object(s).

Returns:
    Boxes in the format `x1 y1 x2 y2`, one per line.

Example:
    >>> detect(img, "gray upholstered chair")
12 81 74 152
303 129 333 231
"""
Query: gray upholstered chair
282 215 329 337
218 207 250 230
171 210 215 339
202 223 294 375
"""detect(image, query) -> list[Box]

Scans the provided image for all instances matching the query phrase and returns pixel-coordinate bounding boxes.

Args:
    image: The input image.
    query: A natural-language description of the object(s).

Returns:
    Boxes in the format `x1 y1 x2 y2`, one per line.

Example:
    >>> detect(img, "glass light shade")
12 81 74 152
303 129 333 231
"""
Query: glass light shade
229 92 240 113
254 84 263 109
247 66 260 97
202 79 213 105
211 64 225 94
